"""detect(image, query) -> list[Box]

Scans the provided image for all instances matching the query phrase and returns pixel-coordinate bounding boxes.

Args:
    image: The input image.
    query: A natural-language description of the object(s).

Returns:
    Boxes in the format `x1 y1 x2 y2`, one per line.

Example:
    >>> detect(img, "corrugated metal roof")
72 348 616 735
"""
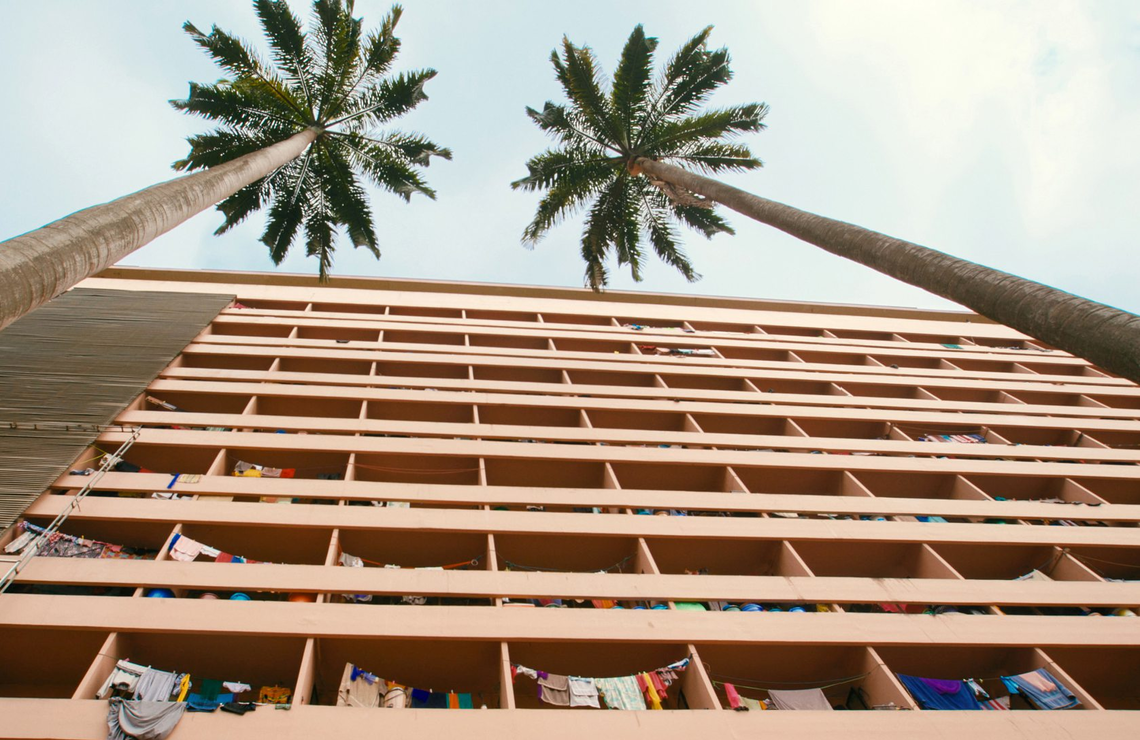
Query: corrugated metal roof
0 287 232 529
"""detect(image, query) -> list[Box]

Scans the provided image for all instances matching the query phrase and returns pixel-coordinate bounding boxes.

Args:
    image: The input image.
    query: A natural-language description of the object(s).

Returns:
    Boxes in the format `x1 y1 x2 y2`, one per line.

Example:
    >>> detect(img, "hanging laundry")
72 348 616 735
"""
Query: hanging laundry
723 682 744 710
595 676 647 710
1001 668 1079 710
168 533 203 562
568 677 600 708
383 685 408 709
981 696 1011 710
133 668 181 702
3 530 37 554
97 660 149 699
339 663 387 708
768 688 833 710
259 686 292 705
107 698 186 740
338 552 373 603
896 675 981 710
537 672 571 707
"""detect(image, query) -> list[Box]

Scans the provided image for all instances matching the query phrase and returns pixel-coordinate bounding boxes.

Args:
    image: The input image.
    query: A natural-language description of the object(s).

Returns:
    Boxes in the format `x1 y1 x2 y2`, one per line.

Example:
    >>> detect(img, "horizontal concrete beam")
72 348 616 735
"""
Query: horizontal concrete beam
4 697 1140 739
115 410 1140 464
49 472 1140 523
190 335 1135 391
23 497 1140 547
1 593 1138 646
162 367 1140 421
145 377 1140 432
16 560 1140 607
96 428 1140 482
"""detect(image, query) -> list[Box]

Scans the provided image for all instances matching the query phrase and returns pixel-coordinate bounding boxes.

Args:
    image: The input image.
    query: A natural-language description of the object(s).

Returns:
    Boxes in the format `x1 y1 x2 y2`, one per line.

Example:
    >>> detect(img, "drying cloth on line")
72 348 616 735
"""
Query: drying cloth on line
106 697 186 740
569 677 601 708
897 675 981 710
97 660 148 700
1001 668 1079 710
768 688 833 711
538 672 570 707
133 668 180 702
595 675 646 710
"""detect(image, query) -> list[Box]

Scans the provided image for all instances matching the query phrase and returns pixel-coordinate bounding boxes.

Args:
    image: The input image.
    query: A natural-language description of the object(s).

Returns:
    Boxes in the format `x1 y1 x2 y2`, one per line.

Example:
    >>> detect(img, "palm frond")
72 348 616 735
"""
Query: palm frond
552 39 620 146
610 25 657 149
645 104 767 153
254 0 316 115
671 141 763 174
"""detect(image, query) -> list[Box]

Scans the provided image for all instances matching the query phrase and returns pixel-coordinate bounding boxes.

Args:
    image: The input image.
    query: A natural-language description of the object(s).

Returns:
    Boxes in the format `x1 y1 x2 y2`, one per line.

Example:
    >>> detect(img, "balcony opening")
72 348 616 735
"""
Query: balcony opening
144 391 251 416
829 329 896 342
840 382 930 399
930 544 1067 581
479 404 581 428
733 468 864 497
1064 546 1140 580
20 517 169 558
106 444 220 476
869 354 948 370
309 302 388 315
649 538 804 577
587 409 689 432
757 324 823 338
964 475 1103 504
714 346 793 363
354 453 480 486
699 644 910 711
177 523 333 565
659 373 754 392
483 458 606 488
495 533 639 575
540 313 613 326
792 350 872 366
509 642 692 709
1046 648 1140 709
853 471 985 501
553 338 631 354
210 322 293 339
256 395 363 419
99 632 305 704
383 330 465 346
228 449 349 481
465 309 539 323
687 321 754 333
566 369 657 388
296 325 380 342
874 645 1084 711
923 386 1014 404
387 306 463 319
792 418 898 440
315 638 504 707
687 414 794 437
369 400 474 424
468 334 549 351
374 361 468 380
1068 477 1139 505
0 628 111 698
750 377 844 396
793 541 958 579
278 357 372 376
612 463 736 493
181 353 275 372
473 365 563 384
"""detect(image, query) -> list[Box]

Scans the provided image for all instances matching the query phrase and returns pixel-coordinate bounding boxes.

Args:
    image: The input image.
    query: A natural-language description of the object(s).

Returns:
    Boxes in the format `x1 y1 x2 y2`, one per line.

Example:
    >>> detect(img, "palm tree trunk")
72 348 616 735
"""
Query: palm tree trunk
635 156 1140 384
0 128 319 330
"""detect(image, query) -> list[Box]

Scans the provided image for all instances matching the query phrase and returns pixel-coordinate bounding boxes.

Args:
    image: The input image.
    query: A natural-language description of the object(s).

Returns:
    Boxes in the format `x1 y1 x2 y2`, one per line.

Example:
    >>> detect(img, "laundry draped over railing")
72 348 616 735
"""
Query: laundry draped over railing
4 521 153 560
897 668 1079 711
339 662 484 709
511 658 689 710
167 533 269 564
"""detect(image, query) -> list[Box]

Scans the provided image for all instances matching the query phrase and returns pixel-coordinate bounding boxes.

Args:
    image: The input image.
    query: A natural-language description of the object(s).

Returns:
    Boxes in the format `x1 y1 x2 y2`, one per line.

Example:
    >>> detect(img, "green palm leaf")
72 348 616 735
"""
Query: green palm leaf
173 0 449 280
515 24 765 289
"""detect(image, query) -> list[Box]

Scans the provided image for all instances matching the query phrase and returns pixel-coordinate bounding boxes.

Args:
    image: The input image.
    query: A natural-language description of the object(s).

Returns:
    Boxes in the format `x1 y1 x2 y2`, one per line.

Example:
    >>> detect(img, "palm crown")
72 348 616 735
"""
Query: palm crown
171 0 450 279
513 25 768 290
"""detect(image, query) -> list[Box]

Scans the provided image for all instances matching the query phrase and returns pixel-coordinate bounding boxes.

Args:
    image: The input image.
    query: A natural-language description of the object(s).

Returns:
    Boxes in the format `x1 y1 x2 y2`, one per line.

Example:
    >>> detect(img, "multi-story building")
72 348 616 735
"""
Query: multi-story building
1 266 1138 738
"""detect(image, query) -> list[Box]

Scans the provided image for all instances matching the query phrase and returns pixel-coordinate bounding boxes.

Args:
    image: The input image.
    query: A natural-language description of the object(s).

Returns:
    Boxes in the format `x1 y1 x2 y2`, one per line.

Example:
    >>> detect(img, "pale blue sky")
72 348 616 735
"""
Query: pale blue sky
1 1 1138 312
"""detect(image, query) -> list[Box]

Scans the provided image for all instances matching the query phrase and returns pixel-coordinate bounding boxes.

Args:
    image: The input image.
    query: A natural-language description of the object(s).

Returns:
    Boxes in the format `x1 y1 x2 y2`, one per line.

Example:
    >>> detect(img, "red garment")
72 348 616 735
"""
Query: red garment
649 671 668 699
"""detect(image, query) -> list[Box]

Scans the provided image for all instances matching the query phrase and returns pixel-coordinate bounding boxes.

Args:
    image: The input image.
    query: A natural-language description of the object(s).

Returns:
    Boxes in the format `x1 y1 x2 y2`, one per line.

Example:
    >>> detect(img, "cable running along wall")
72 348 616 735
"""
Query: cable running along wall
0 287 233 528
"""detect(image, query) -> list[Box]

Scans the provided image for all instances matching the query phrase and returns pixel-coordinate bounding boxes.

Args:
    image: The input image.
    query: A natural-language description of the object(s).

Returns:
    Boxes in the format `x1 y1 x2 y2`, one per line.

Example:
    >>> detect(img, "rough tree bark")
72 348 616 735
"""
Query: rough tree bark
635 156 1140 384
0 128 319 330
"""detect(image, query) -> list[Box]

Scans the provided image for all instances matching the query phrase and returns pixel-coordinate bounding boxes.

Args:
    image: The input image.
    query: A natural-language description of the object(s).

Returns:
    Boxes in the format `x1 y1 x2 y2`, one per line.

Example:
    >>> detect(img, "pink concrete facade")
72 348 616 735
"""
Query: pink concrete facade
1 266 1139 737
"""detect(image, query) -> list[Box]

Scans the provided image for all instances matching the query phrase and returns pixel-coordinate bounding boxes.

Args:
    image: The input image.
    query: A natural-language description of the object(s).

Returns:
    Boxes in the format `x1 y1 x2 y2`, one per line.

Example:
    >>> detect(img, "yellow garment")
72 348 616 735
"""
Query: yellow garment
177 674 191 702
259 686 292 704
642 672 662 710
238 469 261 478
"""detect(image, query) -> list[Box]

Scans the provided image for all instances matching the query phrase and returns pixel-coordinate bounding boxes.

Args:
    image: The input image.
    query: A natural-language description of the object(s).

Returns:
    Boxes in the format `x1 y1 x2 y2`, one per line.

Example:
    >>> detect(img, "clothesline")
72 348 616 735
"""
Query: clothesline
354 553 481 570
503 554 632 573
705 669 871 693
5 521 153 560
344 661 482 701
167 532 271 565
512 656 690 710
512 656 690 684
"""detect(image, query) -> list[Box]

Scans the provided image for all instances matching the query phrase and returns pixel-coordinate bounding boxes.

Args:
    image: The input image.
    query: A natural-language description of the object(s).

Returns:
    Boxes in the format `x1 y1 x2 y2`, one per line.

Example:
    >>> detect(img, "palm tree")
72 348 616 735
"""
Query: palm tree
0 0 449 330
513 26 1140 384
